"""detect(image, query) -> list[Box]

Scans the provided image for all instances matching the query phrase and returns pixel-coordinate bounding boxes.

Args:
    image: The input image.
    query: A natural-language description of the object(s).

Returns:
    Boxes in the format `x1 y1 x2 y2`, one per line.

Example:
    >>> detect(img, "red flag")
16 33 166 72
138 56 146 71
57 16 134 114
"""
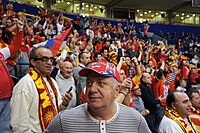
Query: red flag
51 27 72 56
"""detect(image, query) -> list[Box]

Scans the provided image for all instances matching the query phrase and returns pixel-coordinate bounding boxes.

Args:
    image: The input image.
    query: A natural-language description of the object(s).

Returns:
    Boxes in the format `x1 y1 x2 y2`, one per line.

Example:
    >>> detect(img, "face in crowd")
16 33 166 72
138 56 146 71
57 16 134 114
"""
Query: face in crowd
172 92 192 119
119 69 126 83
132 85 142 97
80 52 91 66
190 92 200 109
30 47 54 77
60 61 73 79
141 73 152 84
85 71 118 112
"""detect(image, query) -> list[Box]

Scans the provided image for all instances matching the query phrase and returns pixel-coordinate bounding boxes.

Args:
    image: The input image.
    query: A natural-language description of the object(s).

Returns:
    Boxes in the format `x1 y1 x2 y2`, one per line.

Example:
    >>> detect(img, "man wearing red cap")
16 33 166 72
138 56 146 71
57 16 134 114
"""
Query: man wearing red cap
45 61 151 133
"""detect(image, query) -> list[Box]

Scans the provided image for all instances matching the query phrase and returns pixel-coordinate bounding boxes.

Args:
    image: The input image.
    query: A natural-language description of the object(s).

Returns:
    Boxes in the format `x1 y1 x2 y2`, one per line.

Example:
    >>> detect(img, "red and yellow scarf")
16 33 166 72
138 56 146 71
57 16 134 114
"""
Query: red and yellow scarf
189 107 200 133
29 68 59 131
165 107 198 133
190 107 200 115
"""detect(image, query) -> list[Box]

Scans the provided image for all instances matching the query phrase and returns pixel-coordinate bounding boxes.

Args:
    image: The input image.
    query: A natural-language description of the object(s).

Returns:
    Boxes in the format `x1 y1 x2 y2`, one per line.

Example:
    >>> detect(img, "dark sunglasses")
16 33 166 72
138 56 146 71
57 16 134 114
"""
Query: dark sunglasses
34 56 55 62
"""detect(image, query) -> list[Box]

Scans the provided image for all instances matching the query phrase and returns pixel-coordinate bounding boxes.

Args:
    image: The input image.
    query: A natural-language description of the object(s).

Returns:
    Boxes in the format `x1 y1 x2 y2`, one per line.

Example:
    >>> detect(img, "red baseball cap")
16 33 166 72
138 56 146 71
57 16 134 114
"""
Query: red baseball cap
79 61 120 83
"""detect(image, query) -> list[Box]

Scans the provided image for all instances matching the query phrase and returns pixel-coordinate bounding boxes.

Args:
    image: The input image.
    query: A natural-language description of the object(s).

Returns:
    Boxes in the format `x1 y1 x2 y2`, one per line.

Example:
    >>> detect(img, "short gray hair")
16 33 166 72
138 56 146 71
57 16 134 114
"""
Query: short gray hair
113 78 119 89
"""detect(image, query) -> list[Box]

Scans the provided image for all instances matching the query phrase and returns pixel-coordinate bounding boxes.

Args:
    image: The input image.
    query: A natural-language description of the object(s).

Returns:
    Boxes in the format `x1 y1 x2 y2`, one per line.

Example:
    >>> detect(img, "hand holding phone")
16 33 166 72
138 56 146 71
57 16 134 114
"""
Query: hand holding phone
67 86 73 93
62 86 73 107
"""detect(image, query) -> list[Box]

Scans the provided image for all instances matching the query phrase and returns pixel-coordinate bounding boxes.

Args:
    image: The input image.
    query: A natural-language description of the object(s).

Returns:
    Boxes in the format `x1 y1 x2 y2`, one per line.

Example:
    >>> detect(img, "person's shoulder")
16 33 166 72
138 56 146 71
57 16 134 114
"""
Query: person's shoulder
119 103 142 116
73 65 82 71
159 116 182 129
159 116 185 133
60 104 87 118
15 74 34 84
12 74 36 94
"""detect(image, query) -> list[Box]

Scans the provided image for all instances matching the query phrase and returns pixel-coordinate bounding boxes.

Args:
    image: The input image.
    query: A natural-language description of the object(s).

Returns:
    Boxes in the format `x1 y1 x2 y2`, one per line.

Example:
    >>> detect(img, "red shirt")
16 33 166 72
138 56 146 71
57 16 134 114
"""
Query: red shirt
0 52 14 99
152 79 167 106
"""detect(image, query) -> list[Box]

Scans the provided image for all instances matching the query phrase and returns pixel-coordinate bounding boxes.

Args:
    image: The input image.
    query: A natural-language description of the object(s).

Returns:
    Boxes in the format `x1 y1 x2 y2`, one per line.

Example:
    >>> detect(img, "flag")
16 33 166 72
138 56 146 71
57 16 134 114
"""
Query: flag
34 26 72 56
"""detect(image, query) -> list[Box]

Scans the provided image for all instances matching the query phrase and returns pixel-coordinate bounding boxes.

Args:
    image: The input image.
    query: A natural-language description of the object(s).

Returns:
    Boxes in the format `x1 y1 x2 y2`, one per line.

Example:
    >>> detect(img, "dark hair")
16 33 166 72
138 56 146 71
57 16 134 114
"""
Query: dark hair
175 78 185 88
186 88 199 100
100 46 109 54
166 90 180 108
85 61 97 67
155 69 164 81
94 52 101 60
78 51 88 62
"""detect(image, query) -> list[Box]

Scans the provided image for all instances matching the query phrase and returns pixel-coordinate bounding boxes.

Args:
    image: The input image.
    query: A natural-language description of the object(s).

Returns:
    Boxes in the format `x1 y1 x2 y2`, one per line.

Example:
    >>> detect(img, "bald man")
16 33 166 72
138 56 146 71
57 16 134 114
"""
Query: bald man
56 61 77 109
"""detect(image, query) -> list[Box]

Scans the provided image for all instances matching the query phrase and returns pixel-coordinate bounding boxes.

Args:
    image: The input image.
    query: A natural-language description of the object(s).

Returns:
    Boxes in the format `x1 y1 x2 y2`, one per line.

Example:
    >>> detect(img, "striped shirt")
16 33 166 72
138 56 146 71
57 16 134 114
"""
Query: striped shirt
45 103 151 133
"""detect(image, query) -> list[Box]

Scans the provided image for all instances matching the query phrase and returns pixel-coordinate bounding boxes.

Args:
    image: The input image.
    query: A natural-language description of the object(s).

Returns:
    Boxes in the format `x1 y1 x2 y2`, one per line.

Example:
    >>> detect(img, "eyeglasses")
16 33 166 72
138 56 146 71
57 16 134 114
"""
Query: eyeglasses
34 56 55 62
132 88 140 92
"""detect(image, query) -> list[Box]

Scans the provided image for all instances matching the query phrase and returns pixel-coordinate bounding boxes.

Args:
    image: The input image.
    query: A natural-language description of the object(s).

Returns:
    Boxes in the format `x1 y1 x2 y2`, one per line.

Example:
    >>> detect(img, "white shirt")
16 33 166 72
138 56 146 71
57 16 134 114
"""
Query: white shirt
159 116 184 133
10 74 62 133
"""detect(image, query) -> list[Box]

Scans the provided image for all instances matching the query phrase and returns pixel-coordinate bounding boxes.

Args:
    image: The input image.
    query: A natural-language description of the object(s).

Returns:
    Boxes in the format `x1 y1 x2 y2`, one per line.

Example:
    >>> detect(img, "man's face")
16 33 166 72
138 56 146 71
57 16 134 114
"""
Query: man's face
96 54 102 61
180 80 187 88
173 92 192 118
32 47 54 77
6 19 12 27
142 73 152 84
85 72 117 111
81 53 91 65
119 69 126 83
132 85 141 96
102 49 108 58
125 57 131 65
61 62 73 78
190 92 200 109
148 61 153 67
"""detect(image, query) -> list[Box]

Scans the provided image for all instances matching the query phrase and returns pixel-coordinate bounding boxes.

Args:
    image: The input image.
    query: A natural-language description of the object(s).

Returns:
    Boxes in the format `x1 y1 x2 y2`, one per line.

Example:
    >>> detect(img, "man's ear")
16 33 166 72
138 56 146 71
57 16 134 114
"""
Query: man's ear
114 85 120 98
30 59 36 67
171 102 177 110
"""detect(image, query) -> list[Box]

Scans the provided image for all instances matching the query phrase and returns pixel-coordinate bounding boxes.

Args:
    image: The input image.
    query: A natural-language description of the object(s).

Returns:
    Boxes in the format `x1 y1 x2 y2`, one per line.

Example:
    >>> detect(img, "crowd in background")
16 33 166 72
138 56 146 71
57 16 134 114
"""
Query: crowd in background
0 0 200 133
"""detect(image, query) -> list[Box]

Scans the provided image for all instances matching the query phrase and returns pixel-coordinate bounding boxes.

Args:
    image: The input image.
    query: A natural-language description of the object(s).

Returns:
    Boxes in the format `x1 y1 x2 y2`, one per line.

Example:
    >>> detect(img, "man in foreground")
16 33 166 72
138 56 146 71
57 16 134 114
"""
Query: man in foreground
45 61 151 133
10 46 71 133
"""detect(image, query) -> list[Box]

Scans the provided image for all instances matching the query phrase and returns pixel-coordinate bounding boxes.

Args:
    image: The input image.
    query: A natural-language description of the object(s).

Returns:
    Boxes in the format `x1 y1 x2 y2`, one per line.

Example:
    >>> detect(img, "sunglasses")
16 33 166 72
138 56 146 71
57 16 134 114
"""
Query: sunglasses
34 56 55 62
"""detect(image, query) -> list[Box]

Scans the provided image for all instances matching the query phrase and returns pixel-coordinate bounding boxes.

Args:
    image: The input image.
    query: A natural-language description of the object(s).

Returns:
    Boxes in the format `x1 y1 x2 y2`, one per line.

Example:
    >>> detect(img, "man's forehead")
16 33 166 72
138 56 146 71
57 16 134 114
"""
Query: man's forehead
175 92 189 101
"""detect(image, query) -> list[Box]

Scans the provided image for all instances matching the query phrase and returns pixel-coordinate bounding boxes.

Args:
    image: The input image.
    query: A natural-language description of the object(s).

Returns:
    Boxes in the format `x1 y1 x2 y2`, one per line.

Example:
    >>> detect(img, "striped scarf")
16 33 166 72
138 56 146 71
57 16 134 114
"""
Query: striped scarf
165 107 198 133
29 68 59 131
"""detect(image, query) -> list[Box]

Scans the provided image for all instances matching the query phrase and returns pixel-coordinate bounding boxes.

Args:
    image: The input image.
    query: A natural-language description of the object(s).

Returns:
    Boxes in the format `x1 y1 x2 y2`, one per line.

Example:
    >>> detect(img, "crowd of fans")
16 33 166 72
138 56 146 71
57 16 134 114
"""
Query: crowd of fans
0 0 200 133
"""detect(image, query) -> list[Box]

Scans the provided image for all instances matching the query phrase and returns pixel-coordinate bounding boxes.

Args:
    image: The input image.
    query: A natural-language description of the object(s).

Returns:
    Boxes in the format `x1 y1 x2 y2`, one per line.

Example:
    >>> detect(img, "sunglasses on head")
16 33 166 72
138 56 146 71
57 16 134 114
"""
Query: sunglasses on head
34 56 55 62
